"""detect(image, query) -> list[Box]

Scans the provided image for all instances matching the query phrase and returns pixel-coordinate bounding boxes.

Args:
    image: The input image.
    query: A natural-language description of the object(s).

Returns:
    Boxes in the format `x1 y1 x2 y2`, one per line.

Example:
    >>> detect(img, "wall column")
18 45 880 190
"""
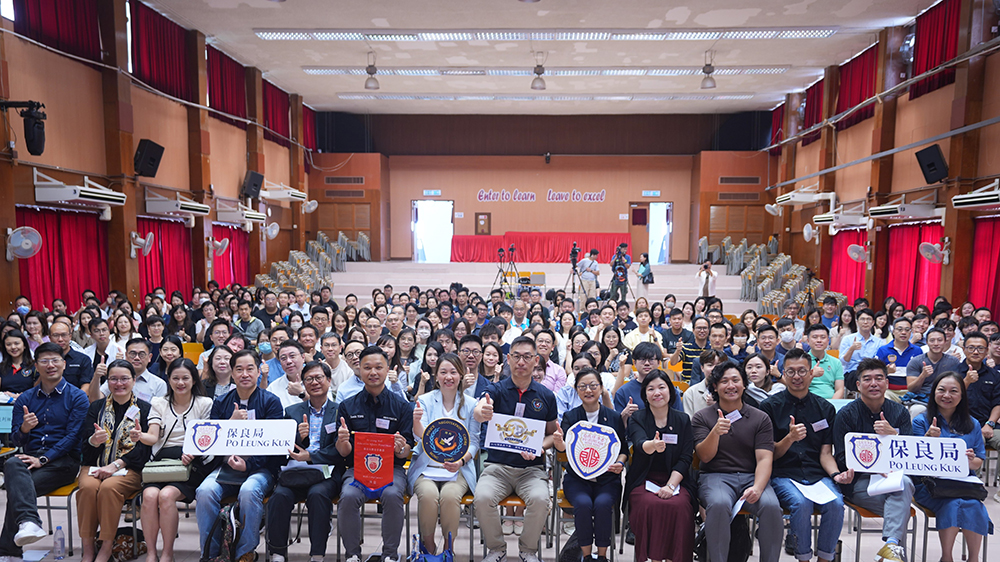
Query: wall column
187 30 213 291
0 30 19 310
778 92 802 256
817 65 839 280
245 67 266 279
289 94 306 252
99 0 140 303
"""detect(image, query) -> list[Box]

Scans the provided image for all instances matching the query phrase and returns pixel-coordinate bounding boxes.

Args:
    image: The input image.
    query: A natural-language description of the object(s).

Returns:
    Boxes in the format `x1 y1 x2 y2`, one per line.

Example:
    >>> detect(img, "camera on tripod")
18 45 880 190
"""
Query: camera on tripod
569 242 580 267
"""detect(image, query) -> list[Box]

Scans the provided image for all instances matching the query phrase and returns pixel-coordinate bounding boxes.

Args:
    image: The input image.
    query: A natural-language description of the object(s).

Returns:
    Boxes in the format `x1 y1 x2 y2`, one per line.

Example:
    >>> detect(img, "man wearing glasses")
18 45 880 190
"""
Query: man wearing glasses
320 332 354 399
832 358 914 562
875 318 923 400
615 342 682 424
956 332 1000 451
89 338 166 403
458 335 491 399
46 320 95 392
474 336 558 562
336 340 406 402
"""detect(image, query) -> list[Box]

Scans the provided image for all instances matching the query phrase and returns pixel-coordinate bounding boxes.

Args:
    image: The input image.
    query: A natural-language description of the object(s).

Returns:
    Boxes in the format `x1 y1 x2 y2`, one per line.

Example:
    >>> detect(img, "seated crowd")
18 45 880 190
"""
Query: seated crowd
0 283 997 562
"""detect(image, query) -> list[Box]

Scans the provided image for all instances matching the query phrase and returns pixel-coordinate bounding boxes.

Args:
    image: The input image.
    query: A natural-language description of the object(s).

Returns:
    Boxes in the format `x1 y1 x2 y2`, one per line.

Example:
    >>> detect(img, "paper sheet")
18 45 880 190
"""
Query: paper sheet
730 498 746 521
88 466 127 477
644 481 680 495
22 550 48 562
423 467 459 482
867 472 905 496
791 480 838 505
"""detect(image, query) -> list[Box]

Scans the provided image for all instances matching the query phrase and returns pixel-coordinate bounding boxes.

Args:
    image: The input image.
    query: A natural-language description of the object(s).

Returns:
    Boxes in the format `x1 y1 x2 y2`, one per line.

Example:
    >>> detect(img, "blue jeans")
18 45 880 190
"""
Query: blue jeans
771 477 844 561
196 467 276 558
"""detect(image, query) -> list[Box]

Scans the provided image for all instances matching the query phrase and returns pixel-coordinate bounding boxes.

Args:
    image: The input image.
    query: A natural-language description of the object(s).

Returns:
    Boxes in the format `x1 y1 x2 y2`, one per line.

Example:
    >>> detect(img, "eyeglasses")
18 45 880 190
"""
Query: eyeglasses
459 349 482 357
784 368 809 377
304 375 327 384
965 345 987 352
634 358 657 364
344 351 362 359
576 383 601 391
107 377 132 385
126 351 148 359
36 358 64 366
509 352 536 363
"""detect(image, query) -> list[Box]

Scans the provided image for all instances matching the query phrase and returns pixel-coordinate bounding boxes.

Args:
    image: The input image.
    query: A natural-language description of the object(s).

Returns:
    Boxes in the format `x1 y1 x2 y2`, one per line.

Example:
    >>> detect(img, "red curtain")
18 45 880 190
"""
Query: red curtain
802 80 824 146
130 1 192 102
910 0 960 100
884 222 943 309
302 106 317 150
836 45 877 130
828 229 867 302
769 104 784 156
137 218 193 298
451 232 631 263
212 224 250 288
207 46 247 128
15 207 109 311
13 0 100 61
450 235 506 262
262 80 291 147
968 217 1000 311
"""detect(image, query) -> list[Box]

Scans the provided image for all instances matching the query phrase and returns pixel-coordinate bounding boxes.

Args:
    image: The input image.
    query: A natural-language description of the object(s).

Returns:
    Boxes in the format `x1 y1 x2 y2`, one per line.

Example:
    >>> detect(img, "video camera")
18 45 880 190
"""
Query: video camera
569 242 580 266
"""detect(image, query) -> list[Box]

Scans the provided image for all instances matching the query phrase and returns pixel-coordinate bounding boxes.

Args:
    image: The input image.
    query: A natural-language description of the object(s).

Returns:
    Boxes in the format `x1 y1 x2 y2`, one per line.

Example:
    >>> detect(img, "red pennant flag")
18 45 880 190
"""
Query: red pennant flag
352 432 395 499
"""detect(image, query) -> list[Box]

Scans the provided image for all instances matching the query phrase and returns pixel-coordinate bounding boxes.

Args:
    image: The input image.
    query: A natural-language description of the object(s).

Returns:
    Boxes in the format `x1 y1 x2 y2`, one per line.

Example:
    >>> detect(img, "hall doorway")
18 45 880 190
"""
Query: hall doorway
412 200 454 263
629 202 673 264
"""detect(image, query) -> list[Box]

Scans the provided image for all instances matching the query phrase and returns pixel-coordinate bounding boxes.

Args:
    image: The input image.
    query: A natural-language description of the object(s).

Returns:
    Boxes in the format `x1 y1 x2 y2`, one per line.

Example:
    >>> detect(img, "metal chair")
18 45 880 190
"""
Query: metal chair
914 500 989 562
39 482 79 556
552 452 616 561
334 493 412 562
844 501 917 562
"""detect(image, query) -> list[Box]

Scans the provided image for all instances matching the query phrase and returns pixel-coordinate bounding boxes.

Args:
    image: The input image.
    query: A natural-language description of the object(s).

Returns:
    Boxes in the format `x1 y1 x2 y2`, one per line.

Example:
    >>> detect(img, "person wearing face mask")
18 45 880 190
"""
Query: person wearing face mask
727 323 751 364
287 312 305 332
775 318 799 359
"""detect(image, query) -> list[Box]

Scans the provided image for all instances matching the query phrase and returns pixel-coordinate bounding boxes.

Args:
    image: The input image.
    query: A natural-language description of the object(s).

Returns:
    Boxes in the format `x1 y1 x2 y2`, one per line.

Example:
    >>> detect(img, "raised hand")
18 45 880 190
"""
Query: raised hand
925 417 941 438
480 393 494 421
787 415 807 442
298 414 309 440
337 417 351 444
90 423 109 446
651 431 666 453
713 410 731 437
388 369 399 384
552 425 564 449
967 369 980 385
874 412 896 436
463 371 477 389
230 403 247 420
811 365 824 379
21 406 38 433
921 361 933 379
128 426 142 443
413 401 424 427
621 396 639 421
850 339 863 352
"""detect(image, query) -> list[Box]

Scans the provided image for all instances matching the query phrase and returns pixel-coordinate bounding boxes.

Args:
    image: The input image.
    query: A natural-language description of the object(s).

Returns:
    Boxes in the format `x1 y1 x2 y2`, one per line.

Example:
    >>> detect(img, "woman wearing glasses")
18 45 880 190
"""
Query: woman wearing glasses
552 368 628 562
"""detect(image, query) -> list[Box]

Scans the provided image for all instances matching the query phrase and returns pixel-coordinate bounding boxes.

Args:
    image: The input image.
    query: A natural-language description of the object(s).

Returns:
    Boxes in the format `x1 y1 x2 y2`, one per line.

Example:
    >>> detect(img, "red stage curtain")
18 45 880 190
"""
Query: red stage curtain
16 207 108 311
828 229 867 302
451 232 631 263
262 80 291 147
913 223 943 308
910 0 960 100
137 218 193 298
836 45 876 130
802 79 824 146
207 45 247 128
302 106 317 150
968 217 1000 311
884 222 944 309
212 224 250 287
13 0 100 61
450 235 505 262
130 1 192 102
769 104 784 156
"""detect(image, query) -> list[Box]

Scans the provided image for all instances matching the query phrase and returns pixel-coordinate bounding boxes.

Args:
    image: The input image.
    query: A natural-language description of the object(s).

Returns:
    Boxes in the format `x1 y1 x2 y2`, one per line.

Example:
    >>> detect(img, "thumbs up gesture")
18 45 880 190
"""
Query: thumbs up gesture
850 339 863 352
874 411 897 436
651 430 666 453
925 416 941 438
552 425 565 449
967 369 980 385
298 414 310 440
413 400 424 427
90 423 109 446
20 406 38 433
811 364 824 379
387 368 398 384
128 426 143 443
479 393 494 421
921 361 934 379
337 417 351 444
713 409 732 436
621 396 639 421
787 415 807 442
230 403 248 420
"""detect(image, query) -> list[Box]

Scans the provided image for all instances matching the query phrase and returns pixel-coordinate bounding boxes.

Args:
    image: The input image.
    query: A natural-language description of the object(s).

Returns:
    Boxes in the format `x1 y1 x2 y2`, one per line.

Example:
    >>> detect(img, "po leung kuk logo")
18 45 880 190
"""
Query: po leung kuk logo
191 422 221 453
849 435 881 470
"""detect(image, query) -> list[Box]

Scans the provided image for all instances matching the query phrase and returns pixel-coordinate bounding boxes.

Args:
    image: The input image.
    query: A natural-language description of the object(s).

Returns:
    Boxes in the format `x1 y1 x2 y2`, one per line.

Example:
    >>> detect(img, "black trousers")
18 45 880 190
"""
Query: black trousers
0 453 79 556
266 477 341 557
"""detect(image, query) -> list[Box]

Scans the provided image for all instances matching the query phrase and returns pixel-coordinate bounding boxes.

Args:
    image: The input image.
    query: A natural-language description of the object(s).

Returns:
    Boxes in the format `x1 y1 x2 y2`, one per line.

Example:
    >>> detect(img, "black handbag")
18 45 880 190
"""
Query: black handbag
278 467 327 488
216 465 250 486
641 272 654 284
921 476 988 501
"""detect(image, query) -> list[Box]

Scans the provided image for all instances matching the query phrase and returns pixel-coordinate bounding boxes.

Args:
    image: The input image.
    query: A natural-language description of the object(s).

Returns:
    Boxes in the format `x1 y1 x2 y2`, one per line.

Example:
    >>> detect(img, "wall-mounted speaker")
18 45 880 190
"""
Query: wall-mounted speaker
241 170 264 199
915 144 949 184
134 139 164 177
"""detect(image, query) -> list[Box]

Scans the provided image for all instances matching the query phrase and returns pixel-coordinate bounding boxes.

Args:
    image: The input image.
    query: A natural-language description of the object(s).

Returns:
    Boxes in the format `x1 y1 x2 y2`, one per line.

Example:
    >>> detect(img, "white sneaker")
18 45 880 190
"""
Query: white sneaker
270 555 285 562
483 550 506 562
346 556 361 562
502 520 514 535
13 521 45 547
992 490 1000 503
520 551 543 562
310 557 325 562
513 521 524 536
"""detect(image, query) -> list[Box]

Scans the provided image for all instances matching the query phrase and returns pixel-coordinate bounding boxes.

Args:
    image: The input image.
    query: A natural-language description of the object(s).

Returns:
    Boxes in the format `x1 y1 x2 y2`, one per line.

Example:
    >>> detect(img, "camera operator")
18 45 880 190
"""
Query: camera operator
577 248 601 304
696 260 717 298
609 243 632 305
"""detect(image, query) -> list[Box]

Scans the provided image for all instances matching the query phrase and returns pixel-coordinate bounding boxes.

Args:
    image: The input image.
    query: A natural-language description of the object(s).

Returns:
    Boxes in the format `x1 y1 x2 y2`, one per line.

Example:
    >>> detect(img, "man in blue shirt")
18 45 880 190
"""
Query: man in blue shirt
839 309 884 375
875 318 923 399
3 343 89 557
614 342 683 423
820 296 839 330
47 319 95 392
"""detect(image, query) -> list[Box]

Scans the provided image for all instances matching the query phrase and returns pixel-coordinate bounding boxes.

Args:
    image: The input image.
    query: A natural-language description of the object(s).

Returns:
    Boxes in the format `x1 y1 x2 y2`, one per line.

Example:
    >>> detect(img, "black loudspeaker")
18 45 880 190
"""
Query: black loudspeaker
915 144 949 184
134 139 164 177
241 170 264 199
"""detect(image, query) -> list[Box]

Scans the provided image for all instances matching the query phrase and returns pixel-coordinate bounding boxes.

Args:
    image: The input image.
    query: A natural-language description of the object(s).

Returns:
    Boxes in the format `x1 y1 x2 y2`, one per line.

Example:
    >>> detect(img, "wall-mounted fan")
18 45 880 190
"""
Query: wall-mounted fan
210 237 230 257
803 223 818 243
6 227 42 261
303 200 319 213
265 222 280 240
129 231 155 259
847 244 867 263
919 239 951 265
764 204 782 217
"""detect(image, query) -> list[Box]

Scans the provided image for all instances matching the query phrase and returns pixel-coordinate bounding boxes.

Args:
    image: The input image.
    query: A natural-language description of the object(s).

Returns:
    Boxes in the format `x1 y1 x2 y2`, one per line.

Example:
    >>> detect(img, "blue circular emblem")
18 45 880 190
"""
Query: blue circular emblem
422 418 470 464
531 398 543 411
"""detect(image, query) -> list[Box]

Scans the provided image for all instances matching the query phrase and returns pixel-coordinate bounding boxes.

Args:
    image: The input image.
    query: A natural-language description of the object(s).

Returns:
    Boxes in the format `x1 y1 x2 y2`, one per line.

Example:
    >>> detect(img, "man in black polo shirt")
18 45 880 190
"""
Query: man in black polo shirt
473 336 558 562
955 332 1000 451
761 349 843 562
47 319 94 392
335 346 414 562
660 308 694 356
832 358 913 562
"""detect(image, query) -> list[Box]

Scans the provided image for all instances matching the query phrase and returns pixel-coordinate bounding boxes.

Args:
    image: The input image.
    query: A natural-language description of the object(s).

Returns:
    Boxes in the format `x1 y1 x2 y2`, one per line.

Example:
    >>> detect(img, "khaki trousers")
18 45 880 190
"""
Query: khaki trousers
413 472 469 549
473 464 550 554
77 466 142 542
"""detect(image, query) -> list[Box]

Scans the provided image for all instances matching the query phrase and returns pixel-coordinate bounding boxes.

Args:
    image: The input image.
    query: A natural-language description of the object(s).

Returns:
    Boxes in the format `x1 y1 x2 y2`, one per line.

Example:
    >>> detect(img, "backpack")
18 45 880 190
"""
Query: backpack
694 513 753 562
96 527 146 562
199 502 242 562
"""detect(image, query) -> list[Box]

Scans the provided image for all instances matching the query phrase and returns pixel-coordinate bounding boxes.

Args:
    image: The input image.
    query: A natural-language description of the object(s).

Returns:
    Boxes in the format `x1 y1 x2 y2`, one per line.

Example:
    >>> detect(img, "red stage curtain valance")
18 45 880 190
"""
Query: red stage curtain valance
212 224 250 288
968 217 1000 312
16 207 109 311
836 45 877 130
13 0 100 61
137 218 193 299
802 79 824 146
130 1 192 102
451 232 631 263
262 80 291 147
884 222 943 309
769 104 784 156
207 45 247 128
828 229 867 302
910 0 960 100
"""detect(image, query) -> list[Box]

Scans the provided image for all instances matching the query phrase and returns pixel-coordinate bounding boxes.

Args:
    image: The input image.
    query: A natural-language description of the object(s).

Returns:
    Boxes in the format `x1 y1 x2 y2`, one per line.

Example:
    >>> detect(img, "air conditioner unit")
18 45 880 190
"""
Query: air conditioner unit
145 190 211 220
813 203 866 226
260 180 307 203
775 182 829 205
217 200 267 224
33 168 127 207
952 179 1000 210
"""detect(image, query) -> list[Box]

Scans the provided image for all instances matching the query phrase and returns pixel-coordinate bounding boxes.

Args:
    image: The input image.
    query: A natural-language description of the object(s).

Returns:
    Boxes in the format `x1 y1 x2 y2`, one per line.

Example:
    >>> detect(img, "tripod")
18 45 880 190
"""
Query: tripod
491 248 512 299
563 261 583 308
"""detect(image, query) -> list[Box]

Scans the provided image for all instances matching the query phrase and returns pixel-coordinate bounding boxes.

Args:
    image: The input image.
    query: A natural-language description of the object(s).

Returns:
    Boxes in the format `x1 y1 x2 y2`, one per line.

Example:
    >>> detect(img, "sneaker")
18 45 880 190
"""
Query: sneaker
562 522 575 535
513 521 524 536
502 520 514 535
13 521 45 547
519 552 542 562
785 532 797 556
346 556 362 562
310 557 324 562
875 542 907 562
483 550 507 562
595 556 608 562
270 555 285 562
993 490 1000 503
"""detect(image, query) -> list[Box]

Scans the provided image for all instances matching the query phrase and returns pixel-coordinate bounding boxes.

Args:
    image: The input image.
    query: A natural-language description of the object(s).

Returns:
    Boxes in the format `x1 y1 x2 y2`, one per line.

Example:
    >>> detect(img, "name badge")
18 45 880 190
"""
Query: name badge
325 422 338 434
247 409 256 421
376 418 390 429
125 405 141 420
812 419 830 432
662 433 678 445
725 409 743 423
514 403 525 417
135 391 152 403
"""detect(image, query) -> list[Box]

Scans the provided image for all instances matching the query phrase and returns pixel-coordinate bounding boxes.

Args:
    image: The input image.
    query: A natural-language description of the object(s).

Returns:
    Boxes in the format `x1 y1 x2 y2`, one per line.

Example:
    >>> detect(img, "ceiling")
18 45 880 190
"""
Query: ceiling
150 0 933 115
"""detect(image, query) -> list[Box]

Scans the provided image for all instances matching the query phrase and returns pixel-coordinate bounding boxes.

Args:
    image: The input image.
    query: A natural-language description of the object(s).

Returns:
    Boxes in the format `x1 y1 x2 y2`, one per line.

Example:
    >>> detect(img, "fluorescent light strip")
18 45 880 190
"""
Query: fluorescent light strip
304 66 790 76
337 93 754 101
256 27 838 42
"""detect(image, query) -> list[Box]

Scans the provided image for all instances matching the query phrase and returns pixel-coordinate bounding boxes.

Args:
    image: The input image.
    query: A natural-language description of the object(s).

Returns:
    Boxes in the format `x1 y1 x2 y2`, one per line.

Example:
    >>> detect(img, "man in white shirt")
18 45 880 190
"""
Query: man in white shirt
91 338 167 402
82 317 121 368
266 340 308 409
511 300 530 332
320 332 354 398
577 249 600 303
839 308 885 376
289 289 312 322
695 260 717 298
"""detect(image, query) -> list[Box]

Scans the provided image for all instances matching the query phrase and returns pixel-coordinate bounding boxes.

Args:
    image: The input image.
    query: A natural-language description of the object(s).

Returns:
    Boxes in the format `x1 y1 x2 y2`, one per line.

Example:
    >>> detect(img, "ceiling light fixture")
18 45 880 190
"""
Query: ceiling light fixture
364 52 379 90
303 65 790 76
256 27 839 42
530 51 547 90
700 51 716 90
337 92 754 101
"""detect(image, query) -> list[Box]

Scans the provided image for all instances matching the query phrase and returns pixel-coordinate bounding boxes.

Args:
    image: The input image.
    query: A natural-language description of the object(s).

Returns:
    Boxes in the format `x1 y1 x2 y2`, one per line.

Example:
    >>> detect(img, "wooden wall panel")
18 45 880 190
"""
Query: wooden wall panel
208 118 248 200
132 86 190 192
891 84 955 193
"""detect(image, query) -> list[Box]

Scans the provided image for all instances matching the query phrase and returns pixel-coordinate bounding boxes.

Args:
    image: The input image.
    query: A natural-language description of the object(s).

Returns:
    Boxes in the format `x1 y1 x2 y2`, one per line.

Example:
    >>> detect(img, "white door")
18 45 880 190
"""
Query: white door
648 202 672 264
412 200 454 263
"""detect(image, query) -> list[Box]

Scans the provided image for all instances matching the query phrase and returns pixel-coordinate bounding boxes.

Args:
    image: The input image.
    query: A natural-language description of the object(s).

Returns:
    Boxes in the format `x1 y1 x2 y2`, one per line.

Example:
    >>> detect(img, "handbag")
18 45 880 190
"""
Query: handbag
142 459 191 483
278 466 327 488
921 476 988 501
641 271 654 284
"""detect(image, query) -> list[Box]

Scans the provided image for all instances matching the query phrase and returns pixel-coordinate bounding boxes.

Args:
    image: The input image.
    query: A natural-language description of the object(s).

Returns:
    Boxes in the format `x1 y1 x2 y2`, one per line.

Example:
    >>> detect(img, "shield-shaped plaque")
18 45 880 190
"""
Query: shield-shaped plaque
565 421 621 480
850 434 882 470
191 421 221 453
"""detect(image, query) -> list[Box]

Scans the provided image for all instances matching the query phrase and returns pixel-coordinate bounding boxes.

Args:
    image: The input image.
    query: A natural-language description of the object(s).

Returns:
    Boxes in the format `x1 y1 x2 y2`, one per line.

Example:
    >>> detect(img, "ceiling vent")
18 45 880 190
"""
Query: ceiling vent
719 176 761 184
717 192 761 201
325 190 365 198
325 176 366 185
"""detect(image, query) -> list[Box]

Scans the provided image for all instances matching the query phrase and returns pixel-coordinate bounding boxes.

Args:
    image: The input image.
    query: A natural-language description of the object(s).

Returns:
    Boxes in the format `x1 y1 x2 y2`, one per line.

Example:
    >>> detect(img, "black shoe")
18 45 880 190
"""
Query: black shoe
596 556 609 562
625 529 635 545
785 533 797 556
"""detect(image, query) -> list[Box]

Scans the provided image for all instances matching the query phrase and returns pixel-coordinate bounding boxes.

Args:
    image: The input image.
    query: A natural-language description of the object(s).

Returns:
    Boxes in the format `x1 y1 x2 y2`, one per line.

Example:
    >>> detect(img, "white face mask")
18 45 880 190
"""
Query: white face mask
290 321 303 330
780 331 795 343
417 328 431 339
733 336 748 346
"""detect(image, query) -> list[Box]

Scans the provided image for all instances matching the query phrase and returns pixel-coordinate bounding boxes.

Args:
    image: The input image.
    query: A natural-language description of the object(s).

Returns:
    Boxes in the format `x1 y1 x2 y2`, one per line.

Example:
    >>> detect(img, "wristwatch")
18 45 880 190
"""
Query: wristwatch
38 456 49 466
987 421 996 429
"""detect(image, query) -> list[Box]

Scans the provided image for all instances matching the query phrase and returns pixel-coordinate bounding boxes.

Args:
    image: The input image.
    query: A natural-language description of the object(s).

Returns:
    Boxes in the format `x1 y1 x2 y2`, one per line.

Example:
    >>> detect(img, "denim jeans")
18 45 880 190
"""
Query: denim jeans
771 477 844 561
0 454 79 556
196 467 276 558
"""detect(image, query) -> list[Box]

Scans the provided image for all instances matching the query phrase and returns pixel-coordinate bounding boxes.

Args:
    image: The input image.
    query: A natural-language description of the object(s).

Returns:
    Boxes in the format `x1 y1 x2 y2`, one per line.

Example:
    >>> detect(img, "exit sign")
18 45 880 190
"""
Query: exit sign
423 189 441 196
642 190 660 197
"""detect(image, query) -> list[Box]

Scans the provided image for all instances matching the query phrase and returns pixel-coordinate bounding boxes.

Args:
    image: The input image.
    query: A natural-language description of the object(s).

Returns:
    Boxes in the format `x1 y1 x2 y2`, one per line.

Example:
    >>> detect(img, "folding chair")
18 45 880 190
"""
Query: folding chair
553 452 615 562
914 500 989 562
844 501 917 562
39 482 79 556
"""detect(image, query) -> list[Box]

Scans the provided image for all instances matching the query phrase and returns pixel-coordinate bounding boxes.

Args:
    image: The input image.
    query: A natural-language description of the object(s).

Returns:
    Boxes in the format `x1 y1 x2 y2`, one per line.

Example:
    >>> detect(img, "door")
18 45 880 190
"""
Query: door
476 213 492 235
412 200 454 263
648 202 672 264
629 203 649 259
